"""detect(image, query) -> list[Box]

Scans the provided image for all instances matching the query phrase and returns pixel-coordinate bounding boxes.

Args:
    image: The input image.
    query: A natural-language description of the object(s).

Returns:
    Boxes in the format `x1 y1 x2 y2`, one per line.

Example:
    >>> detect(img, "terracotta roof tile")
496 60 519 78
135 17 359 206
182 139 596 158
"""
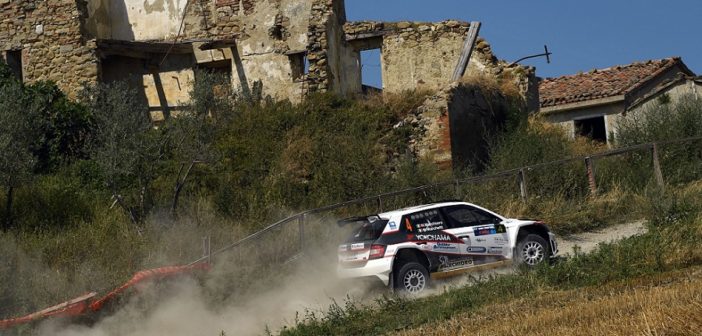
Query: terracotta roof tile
539 57 688 108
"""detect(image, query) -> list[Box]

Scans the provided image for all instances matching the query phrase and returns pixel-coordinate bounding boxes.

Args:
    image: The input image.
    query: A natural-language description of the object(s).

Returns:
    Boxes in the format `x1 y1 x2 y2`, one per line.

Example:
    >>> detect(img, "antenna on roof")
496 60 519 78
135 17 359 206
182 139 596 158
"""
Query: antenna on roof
509 45 552 67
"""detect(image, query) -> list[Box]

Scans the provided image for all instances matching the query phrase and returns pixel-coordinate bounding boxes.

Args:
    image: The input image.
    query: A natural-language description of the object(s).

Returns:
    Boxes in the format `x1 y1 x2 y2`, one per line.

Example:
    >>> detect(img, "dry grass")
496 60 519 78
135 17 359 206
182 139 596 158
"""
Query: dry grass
495 185 648 234
395 268 702 336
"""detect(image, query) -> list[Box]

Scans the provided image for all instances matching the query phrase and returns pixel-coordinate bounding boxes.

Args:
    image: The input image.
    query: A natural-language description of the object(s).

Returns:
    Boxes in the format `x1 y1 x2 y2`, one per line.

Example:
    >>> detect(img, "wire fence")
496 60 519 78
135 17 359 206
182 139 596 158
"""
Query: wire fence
190 135 702 266
2 136 700 321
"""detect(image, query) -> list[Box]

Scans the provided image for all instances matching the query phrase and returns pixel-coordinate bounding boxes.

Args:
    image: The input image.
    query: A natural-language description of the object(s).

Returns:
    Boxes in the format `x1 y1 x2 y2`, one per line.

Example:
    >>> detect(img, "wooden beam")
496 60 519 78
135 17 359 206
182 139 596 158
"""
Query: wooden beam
96 39 194 58
198 39 238 51
451 21 481 81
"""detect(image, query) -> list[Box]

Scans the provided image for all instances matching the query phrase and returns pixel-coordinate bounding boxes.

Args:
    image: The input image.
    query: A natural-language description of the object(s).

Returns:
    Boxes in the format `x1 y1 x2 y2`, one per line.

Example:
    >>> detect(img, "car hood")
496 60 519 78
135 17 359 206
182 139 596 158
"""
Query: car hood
501 218 540 228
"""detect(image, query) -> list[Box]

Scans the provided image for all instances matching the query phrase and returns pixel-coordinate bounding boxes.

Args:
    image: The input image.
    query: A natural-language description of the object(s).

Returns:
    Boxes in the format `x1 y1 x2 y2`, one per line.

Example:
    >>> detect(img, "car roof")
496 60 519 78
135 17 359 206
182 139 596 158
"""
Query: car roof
378 201 480 218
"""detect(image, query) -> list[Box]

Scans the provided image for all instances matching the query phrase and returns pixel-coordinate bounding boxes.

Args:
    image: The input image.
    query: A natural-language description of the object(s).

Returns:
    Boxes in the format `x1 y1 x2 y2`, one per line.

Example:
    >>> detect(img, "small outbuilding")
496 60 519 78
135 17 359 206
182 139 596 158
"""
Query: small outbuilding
539 57 699 144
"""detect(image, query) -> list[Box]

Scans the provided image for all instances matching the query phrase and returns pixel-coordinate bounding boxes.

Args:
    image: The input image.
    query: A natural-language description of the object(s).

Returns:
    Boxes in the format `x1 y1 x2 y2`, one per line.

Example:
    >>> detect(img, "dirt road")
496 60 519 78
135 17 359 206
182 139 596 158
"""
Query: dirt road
557 220 647 256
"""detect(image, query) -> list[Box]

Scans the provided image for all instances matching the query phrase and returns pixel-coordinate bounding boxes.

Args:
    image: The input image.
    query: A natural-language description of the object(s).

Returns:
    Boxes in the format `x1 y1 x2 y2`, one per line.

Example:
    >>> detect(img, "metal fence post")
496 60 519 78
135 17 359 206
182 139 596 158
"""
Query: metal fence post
585 157 597 196
202 236 211 264
377 197 383 213
651 143 665 190
518 169 528 201
454 181 461 200
298 214 306 252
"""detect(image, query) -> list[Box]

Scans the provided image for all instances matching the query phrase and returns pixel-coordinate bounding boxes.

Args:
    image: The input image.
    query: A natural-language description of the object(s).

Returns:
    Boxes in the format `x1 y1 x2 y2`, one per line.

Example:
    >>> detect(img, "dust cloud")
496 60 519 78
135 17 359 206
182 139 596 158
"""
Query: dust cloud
37 251 380 336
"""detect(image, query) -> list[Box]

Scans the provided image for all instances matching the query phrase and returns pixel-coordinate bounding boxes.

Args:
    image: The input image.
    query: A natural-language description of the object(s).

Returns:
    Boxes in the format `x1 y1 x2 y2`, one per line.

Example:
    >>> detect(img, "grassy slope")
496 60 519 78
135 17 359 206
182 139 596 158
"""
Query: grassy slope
279 182 702 336
396 268 702 336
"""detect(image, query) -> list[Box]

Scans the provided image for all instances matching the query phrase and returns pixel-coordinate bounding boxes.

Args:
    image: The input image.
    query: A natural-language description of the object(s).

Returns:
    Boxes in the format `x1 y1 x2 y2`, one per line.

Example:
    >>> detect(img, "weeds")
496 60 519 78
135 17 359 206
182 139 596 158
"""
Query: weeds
280 184 702 335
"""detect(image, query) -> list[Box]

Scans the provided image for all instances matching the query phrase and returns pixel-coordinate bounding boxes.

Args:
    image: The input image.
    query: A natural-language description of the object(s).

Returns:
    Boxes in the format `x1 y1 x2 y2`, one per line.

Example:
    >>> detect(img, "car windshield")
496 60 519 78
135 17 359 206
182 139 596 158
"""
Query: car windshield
345 219 388 243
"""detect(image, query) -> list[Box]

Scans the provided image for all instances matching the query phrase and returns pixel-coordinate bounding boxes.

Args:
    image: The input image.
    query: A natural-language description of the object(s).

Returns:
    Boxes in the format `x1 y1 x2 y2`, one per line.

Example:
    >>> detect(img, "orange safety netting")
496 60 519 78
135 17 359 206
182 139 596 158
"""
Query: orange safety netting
0 263 210 330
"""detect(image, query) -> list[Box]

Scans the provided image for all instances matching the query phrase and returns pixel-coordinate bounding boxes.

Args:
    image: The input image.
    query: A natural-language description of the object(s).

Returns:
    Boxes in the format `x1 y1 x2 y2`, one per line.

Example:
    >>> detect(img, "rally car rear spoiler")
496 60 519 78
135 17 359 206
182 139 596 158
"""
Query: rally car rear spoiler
337 215 380 227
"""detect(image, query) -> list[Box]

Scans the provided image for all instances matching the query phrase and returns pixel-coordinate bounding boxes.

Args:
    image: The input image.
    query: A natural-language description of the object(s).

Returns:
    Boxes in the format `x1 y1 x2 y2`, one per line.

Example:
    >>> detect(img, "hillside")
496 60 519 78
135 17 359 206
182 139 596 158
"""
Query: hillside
0 60 701 335
281 182 702 335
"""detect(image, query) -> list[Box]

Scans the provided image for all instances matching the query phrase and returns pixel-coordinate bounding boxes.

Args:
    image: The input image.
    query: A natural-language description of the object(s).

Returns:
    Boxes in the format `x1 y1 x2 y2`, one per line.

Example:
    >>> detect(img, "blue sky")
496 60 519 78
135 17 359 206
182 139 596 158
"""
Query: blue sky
345 0 702 87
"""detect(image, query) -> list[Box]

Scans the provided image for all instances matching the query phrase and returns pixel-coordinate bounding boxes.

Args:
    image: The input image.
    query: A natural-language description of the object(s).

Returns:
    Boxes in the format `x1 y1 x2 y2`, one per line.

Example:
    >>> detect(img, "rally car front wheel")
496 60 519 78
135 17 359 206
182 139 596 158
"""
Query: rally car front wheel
395 262 429 294
516 234 549 266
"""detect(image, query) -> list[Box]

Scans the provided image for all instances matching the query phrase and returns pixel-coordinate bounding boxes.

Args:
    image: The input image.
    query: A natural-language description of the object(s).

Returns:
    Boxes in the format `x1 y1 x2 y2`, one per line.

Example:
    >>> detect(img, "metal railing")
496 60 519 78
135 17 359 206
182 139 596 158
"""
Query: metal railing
3 136 700 321
190 135 702 265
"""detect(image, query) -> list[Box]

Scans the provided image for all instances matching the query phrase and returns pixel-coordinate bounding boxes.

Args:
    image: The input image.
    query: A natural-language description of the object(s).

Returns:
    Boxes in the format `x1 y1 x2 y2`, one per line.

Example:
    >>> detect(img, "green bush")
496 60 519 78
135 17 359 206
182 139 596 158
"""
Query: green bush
487 117 598 199
616 94 702 184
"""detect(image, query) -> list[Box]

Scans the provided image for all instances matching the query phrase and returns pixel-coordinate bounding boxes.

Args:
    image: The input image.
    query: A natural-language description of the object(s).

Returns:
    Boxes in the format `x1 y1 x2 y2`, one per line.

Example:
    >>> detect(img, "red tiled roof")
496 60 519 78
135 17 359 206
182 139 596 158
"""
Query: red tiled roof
539 57 691 108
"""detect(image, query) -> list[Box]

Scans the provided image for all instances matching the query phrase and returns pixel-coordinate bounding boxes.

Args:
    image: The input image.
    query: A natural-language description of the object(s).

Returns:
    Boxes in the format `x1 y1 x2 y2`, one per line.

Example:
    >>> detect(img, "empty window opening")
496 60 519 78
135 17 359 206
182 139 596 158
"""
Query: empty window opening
5 50 23 81
198 59 233 78
289 52 309 81
575 116 607 143
361 49 382 90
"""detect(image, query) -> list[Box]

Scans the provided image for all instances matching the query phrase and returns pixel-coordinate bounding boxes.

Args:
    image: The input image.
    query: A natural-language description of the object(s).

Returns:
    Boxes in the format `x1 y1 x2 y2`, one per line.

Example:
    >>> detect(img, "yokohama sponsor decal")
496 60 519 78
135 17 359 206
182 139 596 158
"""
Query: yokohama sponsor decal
415 233 453 242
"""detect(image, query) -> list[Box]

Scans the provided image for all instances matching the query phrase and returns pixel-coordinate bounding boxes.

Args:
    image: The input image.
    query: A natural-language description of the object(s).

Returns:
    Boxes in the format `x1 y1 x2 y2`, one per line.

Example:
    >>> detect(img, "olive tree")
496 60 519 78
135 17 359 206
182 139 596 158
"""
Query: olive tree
0 69 39 230
166 70 233 215
82 81 168 228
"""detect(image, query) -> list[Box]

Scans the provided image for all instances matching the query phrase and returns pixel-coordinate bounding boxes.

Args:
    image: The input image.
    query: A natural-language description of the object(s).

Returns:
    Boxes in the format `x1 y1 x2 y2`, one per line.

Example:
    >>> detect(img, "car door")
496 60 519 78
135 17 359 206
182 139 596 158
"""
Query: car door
442 205 509 266
402 209 471 272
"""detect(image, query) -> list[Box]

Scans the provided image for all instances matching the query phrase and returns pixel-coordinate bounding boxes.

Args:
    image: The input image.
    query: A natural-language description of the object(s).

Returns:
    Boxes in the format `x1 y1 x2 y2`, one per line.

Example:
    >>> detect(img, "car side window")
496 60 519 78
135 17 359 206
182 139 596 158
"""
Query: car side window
471 209 500 225
403 209 446 233
443 206 480 228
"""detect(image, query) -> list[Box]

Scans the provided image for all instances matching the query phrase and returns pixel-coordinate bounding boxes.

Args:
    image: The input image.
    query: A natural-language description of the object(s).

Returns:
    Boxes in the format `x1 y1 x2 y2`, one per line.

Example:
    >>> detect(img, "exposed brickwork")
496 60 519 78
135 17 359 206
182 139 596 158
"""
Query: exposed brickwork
305 0 336 93
0 0 99 97
344 20 471 42
0 0 533 118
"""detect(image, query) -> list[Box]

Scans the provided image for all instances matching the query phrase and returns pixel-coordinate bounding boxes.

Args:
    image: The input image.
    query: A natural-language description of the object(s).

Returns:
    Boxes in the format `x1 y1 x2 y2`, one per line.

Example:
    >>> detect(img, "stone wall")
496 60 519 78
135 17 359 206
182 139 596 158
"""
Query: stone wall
0 0 99 97
83 0 326 103
406 82 520 171
0 0 537 116
343 20 538 110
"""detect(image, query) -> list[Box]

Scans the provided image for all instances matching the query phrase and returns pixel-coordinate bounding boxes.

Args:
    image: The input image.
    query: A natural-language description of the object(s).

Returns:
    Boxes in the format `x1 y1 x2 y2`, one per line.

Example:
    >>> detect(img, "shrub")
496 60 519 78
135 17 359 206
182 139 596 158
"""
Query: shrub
616 94 702 184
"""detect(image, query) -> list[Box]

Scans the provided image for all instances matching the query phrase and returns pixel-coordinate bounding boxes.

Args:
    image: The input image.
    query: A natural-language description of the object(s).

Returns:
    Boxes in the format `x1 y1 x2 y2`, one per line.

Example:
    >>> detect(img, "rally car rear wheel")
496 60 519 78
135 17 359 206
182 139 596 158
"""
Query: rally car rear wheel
395 262 429 294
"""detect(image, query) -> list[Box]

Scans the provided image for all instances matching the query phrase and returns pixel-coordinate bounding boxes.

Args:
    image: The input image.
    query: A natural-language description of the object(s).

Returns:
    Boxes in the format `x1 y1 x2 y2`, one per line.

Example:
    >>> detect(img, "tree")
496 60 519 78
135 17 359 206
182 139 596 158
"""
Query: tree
166 70 232 215
0 65 39 230
82 81 167 228
26 81 92 173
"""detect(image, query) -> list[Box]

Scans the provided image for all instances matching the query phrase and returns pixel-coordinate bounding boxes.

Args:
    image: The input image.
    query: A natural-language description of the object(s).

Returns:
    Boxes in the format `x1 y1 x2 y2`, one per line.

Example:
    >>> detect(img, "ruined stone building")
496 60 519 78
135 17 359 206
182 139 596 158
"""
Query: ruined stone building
0 0 536 168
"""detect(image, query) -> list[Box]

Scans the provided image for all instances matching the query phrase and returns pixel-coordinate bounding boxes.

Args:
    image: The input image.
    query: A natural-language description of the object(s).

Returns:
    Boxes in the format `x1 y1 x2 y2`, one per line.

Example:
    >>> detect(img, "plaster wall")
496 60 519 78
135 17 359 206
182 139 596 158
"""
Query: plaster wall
628 80 702 115
544 101 625 142
86 0 188 40
230 0 312 102
325 8 361 96
87 0 319 103
381 23 470 93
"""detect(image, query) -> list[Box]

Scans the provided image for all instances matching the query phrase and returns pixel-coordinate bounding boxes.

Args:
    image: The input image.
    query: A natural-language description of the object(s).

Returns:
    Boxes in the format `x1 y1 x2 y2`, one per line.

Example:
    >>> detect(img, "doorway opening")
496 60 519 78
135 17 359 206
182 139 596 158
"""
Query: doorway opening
361 49 382 92
575 116 607 143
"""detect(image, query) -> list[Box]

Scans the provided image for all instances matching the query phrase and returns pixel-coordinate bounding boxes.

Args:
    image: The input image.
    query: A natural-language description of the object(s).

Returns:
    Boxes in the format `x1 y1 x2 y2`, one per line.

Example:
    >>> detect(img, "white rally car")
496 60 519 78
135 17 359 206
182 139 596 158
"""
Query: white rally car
337 201 558 293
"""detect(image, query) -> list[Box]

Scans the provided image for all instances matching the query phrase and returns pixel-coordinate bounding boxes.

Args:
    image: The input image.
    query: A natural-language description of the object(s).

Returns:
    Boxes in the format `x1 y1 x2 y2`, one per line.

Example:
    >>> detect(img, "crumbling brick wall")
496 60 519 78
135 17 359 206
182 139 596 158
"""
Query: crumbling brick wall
0 0 99 97
405 82 523 171
343 20 539 111
307 0 359 95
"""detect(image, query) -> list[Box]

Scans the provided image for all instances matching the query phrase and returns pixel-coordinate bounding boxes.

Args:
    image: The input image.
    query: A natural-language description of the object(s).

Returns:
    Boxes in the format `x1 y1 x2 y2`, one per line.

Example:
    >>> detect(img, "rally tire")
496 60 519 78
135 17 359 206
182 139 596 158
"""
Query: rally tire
394 262 430 294
516 234 549 267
